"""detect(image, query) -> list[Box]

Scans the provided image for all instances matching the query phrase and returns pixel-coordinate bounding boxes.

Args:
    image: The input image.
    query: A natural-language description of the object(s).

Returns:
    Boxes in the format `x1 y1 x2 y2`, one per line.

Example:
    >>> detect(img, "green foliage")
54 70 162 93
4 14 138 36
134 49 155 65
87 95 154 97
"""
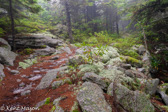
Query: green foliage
93 31 114 45
19 57 38 69
113 37 141 50
45 97 51 105
72 110 79 112
150 56 160 70
0 28 5 37
50 106 56 112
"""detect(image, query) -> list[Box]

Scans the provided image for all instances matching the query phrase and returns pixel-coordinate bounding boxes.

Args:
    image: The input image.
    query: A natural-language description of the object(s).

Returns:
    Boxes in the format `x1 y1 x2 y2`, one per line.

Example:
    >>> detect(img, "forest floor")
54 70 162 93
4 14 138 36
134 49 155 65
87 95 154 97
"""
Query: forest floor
0 45 166 112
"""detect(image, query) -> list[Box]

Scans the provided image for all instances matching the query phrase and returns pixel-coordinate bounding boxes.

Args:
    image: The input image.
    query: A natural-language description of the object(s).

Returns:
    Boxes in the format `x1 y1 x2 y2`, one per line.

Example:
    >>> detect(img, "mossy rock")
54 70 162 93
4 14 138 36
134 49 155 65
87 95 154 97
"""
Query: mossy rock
121 50 140 59
77 64 99 77
40 45 47 48
126 56 143 68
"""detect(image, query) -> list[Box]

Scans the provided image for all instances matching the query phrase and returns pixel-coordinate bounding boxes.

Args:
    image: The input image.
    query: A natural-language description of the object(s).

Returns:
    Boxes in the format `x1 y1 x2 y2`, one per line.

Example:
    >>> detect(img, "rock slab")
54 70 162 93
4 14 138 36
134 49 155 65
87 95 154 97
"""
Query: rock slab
77 82 112 112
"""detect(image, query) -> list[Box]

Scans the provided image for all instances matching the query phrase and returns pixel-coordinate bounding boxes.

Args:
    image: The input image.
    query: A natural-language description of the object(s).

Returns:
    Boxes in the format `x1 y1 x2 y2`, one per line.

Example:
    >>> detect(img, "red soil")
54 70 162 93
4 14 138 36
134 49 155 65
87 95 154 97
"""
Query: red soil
0 46 79 112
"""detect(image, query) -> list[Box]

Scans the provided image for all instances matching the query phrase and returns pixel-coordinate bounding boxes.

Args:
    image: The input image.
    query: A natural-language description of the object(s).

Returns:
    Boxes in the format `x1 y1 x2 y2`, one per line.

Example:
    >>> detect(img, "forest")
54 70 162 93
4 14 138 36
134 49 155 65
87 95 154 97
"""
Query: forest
0 0 168 112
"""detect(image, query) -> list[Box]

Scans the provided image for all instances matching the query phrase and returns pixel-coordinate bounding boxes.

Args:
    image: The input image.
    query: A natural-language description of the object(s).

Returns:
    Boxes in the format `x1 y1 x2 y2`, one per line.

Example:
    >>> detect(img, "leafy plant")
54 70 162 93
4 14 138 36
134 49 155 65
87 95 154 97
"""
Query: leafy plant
150 56 160 70
45 97 51 105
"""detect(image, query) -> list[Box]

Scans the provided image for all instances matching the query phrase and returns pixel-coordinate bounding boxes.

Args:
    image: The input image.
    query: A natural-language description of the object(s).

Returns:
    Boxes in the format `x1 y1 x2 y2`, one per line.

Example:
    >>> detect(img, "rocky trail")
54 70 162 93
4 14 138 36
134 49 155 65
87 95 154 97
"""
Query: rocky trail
0 34 168 112
0 44 81 112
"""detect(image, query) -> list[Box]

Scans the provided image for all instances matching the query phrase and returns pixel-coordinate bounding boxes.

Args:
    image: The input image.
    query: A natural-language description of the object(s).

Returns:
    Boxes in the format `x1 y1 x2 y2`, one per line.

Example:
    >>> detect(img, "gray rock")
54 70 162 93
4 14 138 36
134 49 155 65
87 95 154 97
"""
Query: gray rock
146 78 159 95
77 82 112 112
0 47 17 66
61 47 72 54
137 68 146 73
0 64 5 79
8 33 64 49
36 97 50 108
125 70 146 78
117 67 126 73
53 97 65 112
36 66 68 90
138 45 146 55
0 38 11 50
19 82 25 87
82 72 110 90
34 46 56 56
52 81 63 89
68 55 85 66
121 63 131 69
21 90 31 96
157 89 168 105
114 84 155 112
51 56 60 60
99 68 124 81
10 70 20 74
107 83 114 96
16 79 22 82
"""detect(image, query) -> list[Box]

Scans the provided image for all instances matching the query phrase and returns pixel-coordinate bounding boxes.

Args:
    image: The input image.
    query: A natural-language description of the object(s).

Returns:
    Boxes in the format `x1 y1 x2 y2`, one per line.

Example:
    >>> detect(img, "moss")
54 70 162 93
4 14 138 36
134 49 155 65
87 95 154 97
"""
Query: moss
40 45 47 48
126 56 142 67
122 50 140 59
19 48 34 55
45 97 51 105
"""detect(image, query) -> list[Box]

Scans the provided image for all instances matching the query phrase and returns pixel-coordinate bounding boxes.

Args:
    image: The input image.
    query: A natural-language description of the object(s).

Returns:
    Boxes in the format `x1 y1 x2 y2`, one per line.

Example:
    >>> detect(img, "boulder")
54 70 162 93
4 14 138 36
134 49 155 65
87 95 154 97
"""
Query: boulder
99 68 124 81
157 83 168 105
0 38 11 50
125 70 146 79
0 47 17 66
113 84 155 112
77 82 112 112
138 45 146 55
34 46 56 56
0 64 5 80
145 78 159 95
82 72 110 90
36 66 68 90
8 33 64 49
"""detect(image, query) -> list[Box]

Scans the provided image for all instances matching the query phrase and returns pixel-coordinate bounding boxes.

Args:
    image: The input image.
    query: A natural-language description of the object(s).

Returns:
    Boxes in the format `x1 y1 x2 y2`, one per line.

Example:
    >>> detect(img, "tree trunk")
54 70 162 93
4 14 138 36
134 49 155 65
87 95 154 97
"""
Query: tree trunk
9 0 16 51
65 0 73 42
116 11 119 35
